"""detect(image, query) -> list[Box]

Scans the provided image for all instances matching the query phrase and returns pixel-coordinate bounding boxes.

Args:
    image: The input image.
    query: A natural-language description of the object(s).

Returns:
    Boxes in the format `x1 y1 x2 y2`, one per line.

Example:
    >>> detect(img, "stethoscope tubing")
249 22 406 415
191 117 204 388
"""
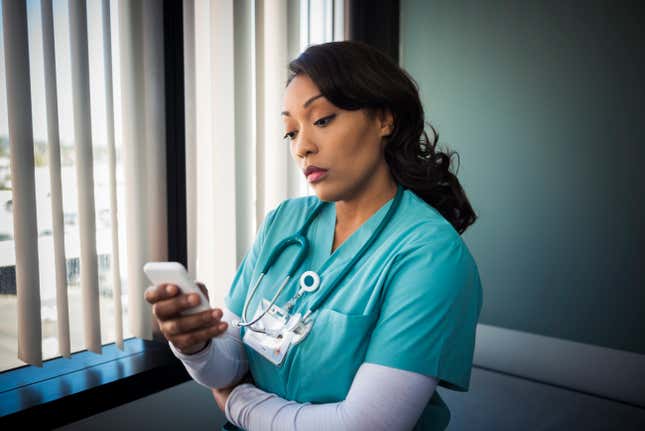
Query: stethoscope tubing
236 202 326 329
236 184 404 330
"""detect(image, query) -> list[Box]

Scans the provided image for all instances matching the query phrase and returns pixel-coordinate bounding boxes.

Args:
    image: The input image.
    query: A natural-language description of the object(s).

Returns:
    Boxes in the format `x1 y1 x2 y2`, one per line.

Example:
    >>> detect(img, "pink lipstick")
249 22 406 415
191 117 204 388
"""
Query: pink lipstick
304 166 328 183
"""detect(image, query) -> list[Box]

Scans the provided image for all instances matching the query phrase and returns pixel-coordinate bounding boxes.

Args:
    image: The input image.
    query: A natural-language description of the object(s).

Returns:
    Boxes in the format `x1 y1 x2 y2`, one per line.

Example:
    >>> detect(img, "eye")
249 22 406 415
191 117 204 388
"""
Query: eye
283 130 297 142
313 114 336 127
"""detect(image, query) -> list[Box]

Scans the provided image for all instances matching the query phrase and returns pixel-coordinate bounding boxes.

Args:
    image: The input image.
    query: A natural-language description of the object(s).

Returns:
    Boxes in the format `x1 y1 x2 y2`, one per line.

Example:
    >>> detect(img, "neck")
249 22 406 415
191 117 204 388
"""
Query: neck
334 169 398 231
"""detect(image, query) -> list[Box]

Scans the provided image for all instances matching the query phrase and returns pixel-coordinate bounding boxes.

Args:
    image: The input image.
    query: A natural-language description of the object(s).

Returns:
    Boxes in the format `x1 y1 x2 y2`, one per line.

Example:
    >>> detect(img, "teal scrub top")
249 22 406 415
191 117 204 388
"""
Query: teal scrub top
224 188 482 430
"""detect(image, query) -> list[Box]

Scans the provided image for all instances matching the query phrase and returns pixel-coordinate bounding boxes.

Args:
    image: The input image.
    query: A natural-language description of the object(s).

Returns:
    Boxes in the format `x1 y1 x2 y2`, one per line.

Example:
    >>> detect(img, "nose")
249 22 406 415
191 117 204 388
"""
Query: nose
293 129 318 159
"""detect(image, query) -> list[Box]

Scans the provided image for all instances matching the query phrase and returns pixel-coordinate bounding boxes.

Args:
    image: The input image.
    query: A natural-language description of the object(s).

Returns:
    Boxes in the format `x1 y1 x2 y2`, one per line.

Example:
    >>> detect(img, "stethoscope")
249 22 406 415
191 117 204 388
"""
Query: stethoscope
232 184 404 333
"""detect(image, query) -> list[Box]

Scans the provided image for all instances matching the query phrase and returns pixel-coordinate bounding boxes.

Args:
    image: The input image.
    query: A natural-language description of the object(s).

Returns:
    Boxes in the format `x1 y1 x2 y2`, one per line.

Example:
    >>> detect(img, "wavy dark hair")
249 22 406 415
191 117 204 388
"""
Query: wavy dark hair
287 41 477 234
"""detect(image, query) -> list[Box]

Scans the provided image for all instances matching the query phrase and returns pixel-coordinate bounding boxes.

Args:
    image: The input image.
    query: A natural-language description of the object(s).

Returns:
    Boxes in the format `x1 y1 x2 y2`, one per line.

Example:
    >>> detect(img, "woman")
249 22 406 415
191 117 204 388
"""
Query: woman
145 41 482 430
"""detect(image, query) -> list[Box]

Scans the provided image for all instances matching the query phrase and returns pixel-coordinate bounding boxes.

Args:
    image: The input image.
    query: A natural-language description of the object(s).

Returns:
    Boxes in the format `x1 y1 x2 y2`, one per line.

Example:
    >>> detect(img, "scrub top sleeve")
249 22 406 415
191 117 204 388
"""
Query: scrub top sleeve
224 206 280 317
364 238 482 392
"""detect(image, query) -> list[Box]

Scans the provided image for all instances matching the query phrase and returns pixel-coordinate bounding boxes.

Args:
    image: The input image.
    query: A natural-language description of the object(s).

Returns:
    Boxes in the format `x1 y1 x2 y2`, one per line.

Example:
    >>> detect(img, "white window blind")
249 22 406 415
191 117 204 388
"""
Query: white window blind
0 0 166 369
0 0 343 370
101 0 123 351
2 0 42 367
41 0 71 359
69 0 101 355
117 0 167 341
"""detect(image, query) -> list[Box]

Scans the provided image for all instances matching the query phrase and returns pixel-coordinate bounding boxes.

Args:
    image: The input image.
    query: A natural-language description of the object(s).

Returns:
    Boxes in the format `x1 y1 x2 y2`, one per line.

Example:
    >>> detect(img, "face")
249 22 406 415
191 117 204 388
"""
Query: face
281 74 393 202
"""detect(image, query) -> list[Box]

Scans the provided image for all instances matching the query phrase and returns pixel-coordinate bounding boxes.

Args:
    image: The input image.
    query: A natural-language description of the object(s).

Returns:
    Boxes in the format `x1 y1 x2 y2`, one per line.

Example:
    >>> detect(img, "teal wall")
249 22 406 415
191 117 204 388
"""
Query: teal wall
401 0 645 354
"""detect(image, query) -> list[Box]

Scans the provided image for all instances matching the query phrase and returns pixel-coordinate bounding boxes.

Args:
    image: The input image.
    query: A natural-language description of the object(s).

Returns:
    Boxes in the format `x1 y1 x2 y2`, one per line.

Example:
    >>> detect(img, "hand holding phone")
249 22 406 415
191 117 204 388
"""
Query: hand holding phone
143 261 210 315
143 262 228 354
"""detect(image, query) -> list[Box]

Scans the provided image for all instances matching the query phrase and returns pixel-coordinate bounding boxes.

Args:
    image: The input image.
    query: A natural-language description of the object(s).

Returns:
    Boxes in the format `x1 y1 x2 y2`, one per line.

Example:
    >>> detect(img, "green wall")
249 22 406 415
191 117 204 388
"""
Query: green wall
401 0 645 354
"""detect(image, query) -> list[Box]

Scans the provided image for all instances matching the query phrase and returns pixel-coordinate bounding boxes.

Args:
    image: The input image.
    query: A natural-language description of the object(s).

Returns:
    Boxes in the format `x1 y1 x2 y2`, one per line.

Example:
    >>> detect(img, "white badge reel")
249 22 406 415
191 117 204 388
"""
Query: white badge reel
242 271 320 366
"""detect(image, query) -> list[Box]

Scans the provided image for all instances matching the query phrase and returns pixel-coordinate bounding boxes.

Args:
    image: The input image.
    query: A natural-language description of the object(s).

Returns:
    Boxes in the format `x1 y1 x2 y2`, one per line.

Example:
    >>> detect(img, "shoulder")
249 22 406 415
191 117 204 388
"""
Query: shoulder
394 189 465 251
385 189 480 299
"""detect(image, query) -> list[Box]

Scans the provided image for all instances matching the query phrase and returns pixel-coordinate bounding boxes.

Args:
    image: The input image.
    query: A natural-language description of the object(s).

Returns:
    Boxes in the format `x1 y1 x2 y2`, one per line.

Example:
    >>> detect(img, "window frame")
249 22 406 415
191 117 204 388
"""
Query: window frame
0 338 190 428
347 0 400 62
0 0 189 427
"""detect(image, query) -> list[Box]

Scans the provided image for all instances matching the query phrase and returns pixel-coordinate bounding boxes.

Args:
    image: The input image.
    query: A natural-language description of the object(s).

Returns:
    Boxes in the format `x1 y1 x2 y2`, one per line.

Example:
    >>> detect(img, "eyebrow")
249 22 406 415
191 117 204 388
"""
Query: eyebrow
281 94 324 116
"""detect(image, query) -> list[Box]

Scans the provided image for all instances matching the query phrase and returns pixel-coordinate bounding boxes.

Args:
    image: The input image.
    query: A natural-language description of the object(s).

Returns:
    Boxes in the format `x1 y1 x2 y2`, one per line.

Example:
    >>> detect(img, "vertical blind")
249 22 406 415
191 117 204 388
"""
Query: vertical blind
41 0 71 359
3 0 43 367
69 0 101 354
3 0 343 368
101 0 123 351
2 0 167 367
115 0 168 344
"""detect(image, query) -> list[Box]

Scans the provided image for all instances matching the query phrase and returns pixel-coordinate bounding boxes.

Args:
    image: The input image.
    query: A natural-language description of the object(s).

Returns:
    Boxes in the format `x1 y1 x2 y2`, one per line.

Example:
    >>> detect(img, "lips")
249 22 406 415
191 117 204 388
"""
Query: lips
303 166 328 183
304 166 327 176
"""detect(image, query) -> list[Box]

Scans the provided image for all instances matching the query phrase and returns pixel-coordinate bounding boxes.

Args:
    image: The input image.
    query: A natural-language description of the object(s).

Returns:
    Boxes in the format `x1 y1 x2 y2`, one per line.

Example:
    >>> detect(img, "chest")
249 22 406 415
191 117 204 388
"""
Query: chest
330 232 346 254
330 224 359 254
243 241 401 403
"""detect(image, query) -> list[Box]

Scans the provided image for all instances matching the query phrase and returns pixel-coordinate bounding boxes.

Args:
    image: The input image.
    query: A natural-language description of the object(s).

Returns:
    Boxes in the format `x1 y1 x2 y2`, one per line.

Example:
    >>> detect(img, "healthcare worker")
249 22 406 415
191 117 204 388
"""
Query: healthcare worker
145 41 482 430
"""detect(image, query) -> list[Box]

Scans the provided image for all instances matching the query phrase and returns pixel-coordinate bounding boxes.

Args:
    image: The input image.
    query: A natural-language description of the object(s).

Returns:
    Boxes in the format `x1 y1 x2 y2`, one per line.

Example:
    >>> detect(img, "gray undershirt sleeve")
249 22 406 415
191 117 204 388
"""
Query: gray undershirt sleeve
169 307 248 389
225 362 438 430
172 308 439 430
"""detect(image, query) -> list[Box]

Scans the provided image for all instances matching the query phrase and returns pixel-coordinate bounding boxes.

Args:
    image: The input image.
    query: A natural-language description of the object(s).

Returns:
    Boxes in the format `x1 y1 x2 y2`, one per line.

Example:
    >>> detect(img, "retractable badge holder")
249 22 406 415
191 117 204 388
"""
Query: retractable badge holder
289 271 320 345
243 271 321 366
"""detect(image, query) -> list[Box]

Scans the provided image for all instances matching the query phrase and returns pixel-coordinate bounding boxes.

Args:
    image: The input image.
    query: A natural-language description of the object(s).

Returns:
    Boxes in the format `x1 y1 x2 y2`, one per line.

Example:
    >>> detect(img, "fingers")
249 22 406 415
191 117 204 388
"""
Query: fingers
160 308 224 336
169 320 229 351
145 284 180 304
145 281 226 352
152 292 204 320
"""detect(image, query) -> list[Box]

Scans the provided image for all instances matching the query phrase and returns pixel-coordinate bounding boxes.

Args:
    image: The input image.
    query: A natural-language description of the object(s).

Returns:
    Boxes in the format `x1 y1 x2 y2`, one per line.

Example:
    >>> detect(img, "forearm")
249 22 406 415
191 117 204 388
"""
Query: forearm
225 363 438 431
170 307 248 389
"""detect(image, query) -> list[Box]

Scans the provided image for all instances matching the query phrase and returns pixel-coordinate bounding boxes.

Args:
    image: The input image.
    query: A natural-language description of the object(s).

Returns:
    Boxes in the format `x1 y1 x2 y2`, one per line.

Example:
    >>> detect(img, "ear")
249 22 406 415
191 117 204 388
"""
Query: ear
378 109 394 137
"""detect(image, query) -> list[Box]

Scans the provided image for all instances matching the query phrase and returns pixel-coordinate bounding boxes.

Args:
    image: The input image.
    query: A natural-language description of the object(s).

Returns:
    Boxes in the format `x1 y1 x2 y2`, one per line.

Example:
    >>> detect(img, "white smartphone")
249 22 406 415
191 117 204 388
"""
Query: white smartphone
143 261 210 315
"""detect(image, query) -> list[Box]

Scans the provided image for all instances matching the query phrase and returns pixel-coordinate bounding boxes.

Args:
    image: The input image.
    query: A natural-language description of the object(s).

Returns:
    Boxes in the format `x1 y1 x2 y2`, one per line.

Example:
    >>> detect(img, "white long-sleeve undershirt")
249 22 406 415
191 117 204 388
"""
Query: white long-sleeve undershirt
170 308 438 430
225 362 438 431
169 307 249 389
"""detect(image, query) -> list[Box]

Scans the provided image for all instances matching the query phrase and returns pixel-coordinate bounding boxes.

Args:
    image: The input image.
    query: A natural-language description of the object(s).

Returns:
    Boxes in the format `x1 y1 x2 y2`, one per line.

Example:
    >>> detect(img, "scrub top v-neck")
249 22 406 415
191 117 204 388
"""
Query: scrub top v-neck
225 188 482 430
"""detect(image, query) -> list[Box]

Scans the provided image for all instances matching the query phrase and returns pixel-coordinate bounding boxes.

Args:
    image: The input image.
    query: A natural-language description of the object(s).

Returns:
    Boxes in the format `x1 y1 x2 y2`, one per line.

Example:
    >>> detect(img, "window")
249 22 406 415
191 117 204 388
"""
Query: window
1 0 183 426
0 0 131 374
1 0 345 427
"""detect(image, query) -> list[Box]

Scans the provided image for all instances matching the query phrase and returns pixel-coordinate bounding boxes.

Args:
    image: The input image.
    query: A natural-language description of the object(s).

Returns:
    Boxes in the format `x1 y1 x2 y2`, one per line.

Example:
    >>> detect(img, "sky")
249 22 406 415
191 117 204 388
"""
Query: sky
1 0 118 148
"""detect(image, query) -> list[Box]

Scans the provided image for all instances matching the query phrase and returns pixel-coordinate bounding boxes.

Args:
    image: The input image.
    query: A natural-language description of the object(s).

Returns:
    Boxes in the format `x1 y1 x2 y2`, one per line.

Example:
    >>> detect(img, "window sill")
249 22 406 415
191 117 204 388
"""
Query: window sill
0 338 190 428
